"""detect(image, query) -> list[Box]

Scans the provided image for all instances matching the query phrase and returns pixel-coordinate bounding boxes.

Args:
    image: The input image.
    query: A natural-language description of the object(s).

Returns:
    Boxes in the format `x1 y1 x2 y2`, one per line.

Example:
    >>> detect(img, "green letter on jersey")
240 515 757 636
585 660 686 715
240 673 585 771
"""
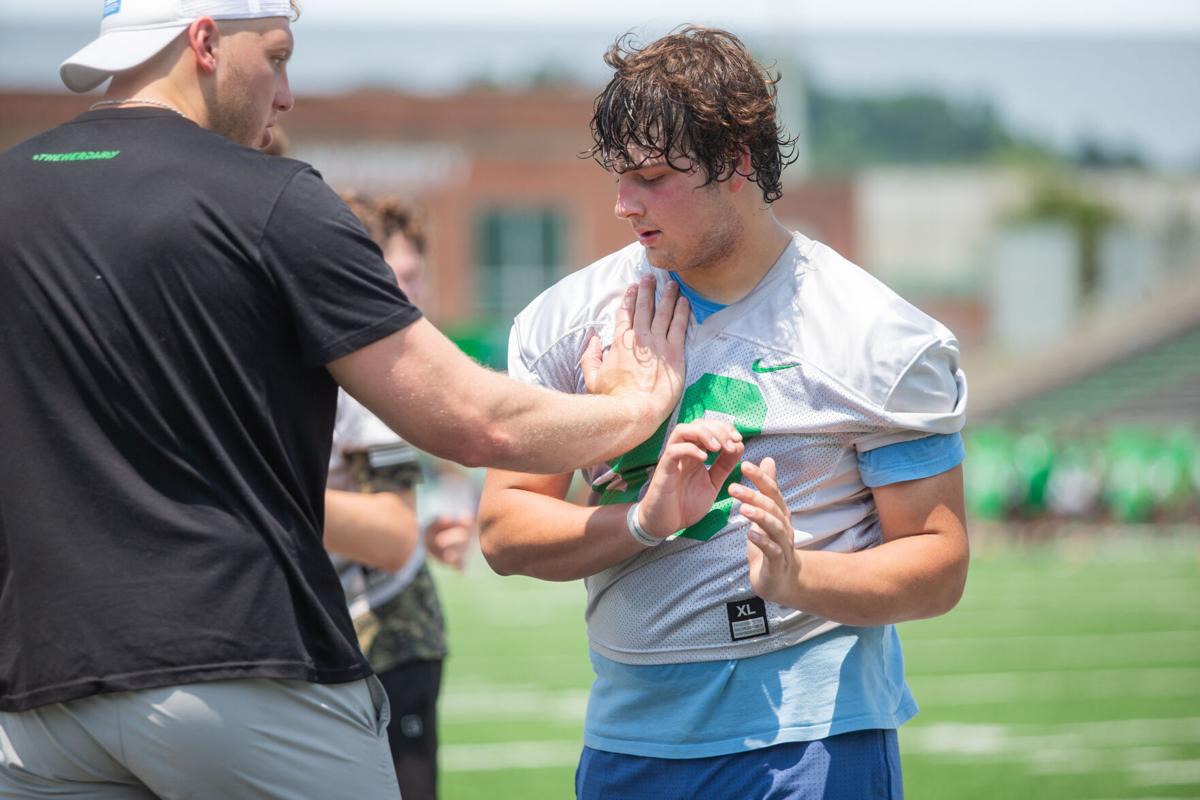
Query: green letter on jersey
592 418 671 505
675 375 766 541
593 373 767 543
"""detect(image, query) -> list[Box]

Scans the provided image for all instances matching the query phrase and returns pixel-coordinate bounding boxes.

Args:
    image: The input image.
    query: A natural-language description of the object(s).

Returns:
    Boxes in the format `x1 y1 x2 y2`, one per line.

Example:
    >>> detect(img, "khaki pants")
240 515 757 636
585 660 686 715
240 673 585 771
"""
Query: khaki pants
0 677 400 799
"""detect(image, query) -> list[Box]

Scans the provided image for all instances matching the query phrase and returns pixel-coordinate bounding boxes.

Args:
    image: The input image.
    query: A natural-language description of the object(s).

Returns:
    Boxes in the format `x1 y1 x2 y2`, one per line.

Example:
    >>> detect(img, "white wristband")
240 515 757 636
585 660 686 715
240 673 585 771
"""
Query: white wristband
626 502 662 547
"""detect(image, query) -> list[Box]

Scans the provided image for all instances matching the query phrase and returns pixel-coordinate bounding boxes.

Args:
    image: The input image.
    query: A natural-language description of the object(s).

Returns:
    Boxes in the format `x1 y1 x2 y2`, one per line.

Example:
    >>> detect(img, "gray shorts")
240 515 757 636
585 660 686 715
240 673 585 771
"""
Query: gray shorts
0 677 400 799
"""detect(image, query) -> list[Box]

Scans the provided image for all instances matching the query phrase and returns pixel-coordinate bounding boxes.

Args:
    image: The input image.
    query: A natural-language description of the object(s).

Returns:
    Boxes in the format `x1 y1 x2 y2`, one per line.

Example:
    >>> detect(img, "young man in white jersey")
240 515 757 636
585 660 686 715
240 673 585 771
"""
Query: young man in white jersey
479 26 969 799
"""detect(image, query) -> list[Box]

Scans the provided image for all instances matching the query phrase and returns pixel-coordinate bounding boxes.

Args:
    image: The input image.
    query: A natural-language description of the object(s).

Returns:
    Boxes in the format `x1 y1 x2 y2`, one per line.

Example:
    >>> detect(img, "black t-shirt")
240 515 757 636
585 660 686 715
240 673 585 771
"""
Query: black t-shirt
0 108 422 711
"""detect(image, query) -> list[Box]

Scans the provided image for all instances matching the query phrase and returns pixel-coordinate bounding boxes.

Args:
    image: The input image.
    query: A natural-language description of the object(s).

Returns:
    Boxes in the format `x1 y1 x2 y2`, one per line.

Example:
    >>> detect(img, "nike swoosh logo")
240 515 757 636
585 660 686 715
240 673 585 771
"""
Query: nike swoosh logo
751 358 801 373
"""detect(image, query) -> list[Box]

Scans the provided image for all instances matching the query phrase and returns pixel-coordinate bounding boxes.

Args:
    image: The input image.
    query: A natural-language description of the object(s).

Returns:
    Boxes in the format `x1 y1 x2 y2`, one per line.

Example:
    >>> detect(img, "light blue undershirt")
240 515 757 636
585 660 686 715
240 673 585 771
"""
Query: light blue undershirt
586 626 918 759
670 271 726 323
859 430 966 488
591 274 966 759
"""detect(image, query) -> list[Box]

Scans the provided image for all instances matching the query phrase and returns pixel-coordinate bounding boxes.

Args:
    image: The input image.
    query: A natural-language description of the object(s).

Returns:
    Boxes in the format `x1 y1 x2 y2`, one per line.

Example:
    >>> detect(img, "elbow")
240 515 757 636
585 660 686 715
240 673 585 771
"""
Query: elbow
477 513 571 580
375 551 410 574
924 554 969 619
944 561 969 613
477 521 516 577
375 532 416 573
477 532 516 575
927 578 966 619
374 497 419 572
942 537 971 612
918 519 970 619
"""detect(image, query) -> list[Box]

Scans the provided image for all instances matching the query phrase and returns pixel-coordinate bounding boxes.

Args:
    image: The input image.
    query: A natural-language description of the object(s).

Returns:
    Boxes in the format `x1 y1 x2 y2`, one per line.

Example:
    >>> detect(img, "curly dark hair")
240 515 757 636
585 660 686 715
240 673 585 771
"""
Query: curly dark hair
588 25 797 204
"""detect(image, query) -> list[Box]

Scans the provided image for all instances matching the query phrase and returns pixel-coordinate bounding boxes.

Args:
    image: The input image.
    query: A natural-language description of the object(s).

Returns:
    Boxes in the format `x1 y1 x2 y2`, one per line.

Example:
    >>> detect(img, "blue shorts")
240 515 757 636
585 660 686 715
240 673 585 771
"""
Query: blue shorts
576 729 903 800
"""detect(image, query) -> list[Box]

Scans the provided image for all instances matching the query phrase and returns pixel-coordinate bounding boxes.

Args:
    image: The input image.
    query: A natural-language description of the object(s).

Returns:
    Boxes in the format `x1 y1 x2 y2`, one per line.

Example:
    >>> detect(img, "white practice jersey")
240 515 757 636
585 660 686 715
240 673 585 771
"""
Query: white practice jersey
328 391 426 614
508 232 967 665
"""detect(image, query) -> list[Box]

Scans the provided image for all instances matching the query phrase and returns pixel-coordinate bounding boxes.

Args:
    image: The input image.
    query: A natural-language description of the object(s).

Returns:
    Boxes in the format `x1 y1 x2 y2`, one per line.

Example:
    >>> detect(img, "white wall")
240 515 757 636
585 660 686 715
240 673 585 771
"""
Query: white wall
855 166 1200 308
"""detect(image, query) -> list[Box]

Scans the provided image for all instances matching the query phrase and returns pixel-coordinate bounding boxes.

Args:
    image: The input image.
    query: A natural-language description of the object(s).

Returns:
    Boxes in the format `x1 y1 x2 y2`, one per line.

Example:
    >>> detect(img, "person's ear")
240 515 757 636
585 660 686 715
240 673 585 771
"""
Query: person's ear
728 148 753 194
186 17 220 75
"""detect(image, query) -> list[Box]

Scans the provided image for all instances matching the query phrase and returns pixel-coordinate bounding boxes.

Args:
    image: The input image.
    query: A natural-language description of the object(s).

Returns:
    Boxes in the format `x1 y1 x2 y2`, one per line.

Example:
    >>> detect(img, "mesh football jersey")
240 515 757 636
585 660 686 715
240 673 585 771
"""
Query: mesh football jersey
328 391 426 615
508 233 967 665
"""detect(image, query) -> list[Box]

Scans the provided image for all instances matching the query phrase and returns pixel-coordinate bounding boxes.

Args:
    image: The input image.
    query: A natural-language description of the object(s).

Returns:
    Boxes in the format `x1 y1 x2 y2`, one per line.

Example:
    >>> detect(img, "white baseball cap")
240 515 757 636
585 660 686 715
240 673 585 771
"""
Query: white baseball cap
60 0 294 93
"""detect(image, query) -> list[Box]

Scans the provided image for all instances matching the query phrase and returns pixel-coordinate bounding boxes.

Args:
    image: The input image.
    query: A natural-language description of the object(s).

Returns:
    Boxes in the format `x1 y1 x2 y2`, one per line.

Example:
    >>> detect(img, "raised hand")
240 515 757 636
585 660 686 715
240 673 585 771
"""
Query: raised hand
424 514 476 572
637 420 744 540
729 458 798 606
581 275 689 422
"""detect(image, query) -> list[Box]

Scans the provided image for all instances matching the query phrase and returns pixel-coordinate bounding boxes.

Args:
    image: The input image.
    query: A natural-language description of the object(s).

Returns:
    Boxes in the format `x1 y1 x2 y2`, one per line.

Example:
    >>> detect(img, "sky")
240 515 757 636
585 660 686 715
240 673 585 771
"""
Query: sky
5 0 1200 33
4 0 1197 166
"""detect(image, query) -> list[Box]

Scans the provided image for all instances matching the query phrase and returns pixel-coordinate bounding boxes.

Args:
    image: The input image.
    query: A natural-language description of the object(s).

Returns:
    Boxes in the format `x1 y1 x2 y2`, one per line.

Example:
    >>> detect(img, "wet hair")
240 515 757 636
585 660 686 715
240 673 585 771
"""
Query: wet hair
339 192 426 255
588 25 797 204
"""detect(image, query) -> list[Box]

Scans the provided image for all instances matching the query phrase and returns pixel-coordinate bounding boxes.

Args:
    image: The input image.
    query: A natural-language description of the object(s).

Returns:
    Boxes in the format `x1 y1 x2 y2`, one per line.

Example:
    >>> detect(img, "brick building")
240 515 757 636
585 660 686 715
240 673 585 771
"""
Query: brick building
0 88 857 363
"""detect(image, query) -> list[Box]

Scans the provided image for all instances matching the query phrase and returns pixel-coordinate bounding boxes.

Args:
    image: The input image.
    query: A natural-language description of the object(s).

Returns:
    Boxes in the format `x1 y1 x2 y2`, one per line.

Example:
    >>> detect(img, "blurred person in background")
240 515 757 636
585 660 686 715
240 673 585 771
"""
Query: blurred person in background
480 26 969 799
325 193 474 800
0 1 689 796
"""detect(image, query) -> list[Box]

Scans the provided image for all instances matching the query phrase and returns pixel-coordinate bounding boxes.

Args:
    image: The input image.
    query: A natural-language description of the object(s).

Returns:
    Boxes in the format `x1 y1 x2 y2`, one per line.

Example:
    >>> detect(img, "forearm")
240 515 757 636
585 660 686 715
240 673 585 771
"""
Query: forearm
465 368 662 473
479 486 645 581
780 529 968 627
324 489 419 572
329 319 672 474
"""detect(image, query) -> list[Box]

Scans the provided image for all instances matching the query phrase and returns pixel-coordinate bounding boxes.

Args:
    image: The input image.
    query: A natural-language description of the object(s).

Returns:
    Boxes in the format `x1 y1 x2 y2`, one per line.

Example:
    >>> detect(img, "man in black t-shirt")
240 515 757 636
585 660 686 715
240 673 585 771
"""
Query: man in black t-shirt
0 2 689 797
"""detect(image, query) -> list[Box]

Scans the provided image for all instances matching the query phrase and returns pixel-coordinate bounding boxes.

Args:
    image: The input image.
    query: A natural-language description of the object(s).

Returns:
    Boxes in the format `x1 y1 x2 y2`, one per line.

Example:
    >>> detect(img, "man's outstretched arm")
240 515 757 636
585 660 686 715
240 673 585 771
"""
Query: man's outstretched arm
328 277 688 474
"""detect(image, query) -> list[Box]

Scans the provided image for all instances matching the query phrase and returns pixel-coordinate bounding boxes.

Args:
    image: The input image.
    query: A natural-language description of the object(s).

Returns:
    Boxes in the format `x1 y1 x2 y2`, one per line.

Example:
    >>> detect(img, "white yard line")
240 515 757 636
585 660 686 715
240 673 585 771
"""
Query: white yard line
441 740 582 772
909 665 1200 704
905 717 1200 786
441 666 1200 722
441 686 589 722
438 718 1200 781
905 628 1200 652
905 717 1200 754
1130 760 1200 787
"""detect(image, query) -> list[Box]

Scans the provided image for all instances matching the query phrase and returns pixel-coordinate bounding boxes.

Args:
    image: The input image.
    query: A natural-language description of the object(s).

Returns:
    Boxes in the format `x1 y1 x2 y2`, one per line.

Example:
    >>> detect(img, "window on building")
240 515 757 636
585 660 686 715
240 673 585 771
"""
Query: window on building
475 207 566 322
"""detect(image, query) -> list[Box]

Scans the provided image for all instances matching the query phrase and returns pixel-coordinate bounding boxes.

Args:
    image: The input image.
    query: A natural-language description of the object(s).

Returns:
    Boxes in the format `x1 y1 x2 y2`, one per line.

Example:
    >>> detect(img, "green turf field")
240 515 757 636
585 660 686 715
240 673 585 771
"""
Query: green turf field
432 528 1200 799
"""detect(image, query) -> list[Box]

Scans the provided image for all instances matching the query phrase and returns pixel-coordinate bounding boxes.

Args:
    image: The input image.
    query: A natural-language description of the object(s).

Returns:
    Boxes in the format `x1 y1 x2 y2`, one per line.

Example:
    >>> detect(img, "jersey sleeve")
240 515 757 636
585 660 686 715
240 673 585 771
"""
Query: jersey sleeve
506 312 587 393
854 335 968 454
505 314 545 387
259 167 423 367
857 432 965 487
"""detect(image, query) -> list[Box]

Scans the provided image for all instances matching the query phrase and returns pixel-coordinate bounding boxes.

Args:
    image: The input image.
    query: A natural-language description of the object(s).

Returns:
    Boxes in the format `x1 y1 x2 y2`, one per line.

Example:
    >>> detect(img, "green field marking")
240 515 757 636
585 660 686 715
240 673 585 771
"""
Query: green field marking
441 765 576 800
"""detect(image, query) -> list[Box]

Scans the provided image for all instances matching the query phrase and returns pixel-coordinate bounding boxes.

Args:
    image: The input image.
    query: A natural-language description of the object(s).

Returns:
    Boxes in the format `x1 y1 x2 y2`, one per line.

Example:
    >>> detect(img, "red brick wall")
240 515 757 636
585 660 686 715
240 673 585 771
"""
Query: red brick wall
0 89 860 327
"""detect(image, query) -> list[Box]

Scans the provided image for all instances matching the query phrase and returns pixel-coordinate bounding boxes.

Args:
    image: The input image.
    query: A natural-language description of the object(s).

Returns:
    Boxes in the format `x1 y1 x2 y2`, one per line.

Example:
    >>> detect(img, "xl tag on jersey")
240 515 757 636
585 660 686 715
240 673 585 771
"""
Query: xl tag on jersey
726 597 769 641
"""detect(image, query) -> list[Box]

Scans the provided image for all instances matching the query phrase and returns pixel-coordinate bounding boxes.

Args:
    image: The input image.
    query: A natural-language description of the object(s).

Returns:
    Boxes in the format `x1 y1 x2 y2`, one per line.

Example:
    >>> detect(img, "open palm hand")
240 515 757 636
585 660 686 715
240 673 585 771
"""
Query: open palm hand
729 457 798 606
637 419 744 539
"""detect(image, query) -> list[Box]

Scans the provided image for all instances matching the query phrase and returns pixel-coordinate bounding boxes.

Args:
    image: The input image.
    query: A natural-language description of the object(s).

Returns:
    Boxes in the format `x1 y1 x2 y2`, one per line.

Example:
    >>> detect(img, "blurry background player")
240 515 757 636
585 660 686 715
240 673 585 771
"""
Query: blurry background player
480 26 969 799
325 193 474 800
